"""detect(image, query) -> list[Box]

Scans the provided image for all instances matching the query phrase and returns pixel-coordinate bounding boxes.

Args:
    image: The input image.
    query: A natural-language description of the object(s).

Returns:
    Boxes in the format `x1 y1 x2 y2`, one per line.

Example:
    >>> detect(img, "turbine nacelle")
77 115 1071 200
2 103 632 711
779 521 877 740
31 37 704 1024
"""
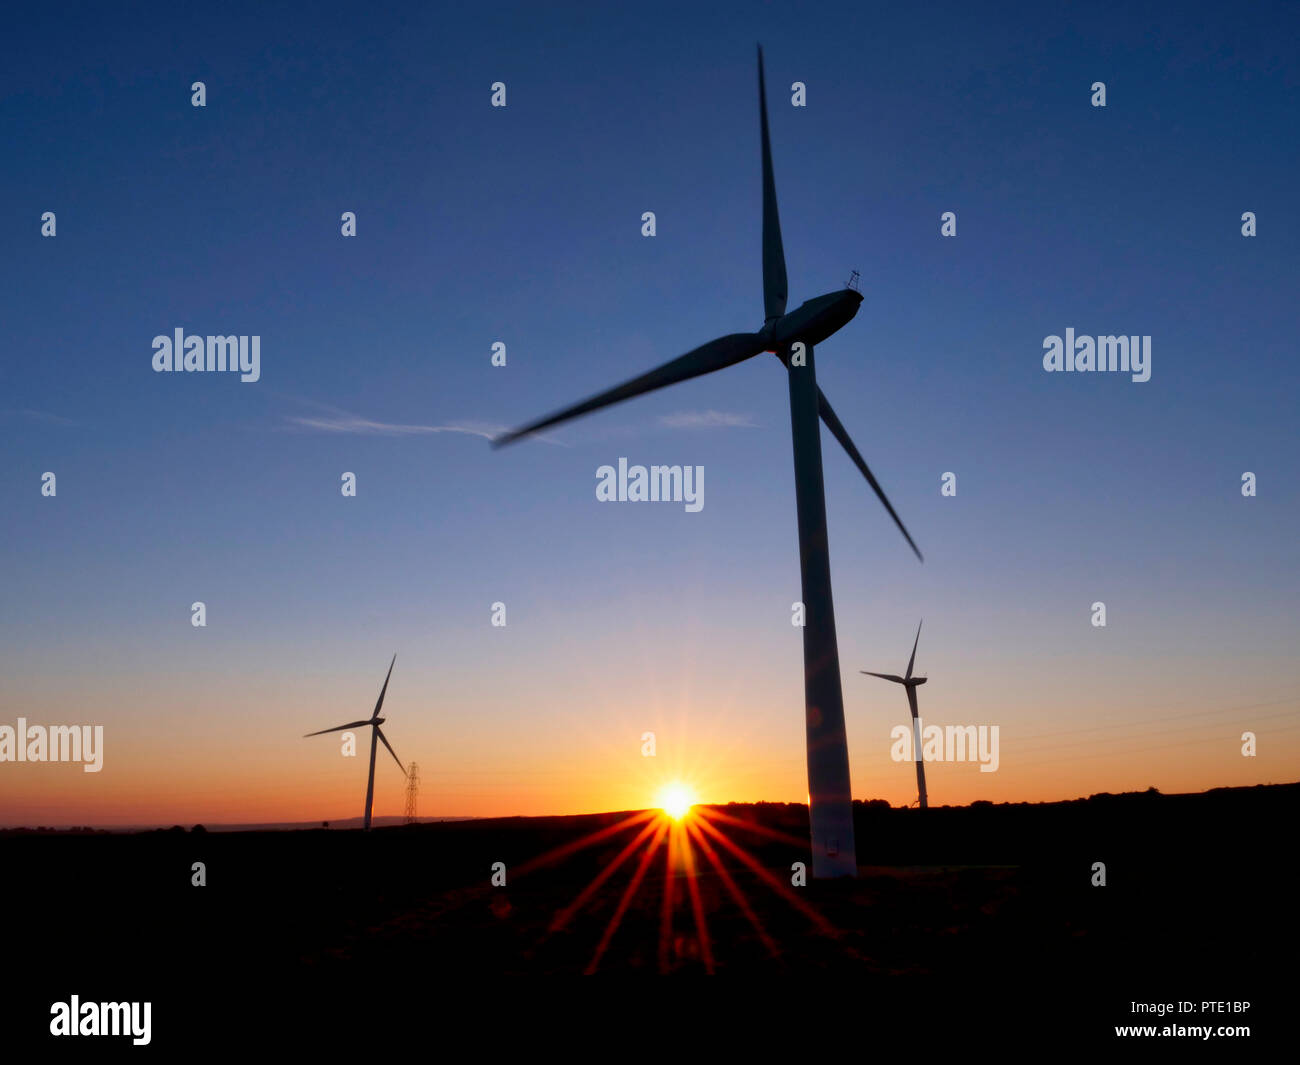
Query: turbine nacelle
767 289 864 353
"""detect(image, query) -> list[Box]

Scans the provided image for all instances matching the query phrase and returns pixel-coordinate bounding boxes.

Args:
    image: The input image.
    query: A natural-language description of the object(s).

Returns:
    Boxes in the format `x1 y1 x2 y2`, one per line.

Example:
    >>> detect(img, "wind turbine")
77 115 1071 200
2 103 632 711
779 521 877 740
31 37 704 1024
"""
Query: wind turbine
494 48 922 878
862 621 928 809
304 654 406 831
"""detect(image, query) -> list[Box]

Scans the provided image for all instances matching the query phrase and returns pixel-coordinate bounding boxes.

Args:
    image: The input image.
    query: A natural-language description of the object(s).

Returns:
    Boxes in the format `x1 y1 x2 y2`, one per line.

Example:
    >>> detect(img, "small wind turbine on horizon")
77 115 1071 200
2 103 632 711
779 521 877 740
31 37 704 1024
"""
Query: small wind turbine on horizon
862 621 929 809
304 654 406 831
494 47 923 878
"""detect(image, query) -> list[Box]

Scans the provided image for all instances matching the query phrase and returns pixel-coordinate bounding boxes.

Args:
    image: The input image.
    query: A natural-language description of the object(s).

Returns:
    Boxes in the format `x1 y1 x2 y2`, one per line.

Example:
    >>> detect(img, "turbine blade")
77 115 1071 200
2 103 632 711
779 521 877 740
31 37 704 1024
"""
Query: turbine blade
906 620 922 680
493 333 768 447
860 671 906 684
303 719 372 737
371 653 396 720
376 728 405 775
758 45 787 321
817 388 923 562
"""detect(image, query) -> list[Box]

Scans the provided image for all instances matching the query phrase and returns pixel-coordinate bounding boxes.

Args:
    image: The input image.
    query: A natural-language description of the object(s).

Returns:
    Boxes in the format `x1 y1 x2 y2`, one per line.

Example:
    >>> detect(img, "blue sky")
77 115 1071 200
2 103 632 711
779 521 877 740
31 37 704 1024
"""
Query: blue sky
1 1 1297 822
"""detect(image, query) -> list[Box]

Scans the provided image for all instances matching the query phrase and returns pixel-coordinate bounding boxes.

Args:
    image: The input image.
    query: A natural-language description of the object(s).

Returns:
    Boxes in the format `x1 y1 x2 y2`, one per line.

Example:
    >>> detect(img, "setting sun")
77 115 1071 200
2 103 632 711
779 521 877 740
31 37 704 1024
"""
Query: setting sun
656 783 696 821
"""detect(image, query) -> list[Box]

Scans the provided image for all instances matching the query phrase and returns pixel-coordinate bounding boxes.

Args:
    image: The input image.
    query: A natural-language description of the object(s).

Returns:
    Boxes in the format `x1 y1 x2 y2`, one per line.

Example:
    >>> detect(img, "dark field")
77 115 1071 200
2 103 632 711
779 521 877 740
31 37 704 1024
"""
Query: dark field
5 783 1293 1047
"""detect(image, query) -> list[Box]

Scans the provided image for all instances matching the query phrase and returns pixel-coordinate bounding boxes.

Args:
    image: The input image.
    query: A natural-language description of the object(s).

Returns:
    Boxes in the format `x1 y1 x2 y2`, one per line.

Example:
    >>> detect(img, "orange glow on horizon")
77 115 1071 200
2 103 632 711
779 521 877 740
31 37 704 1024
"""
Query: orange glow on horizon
1 685 1296 827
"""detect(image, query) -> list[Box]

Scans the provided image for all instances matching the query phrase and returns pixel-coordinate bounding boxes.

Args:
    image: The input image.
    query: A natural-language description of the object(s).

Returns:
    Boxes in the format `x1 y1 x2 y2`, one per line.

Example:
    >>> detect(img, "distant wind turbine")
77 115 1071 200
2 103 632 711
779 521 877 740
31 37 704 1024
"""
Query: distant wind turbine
304 654 406 830
495 47 923 878
862 622 929 809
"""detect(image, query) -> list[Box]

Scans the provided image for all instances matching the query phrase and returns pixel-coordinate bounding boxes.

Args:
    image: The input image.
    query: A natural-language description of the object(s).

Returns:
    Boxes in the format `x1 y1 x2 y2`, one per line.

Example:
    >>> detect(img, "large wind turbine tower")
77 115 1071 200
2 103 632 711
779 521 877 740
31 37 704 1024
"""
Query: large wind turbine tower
495 48 923 877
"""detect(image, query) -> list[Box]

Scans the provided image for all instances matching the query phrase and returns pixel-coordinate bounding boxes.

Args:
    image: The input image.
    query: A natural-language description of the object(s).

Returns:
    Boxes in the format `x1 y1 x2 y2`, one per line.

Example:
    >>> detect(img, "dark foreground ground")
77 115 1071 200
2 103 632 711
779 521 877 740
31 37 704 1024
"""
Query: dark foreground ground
4 783 1294 1050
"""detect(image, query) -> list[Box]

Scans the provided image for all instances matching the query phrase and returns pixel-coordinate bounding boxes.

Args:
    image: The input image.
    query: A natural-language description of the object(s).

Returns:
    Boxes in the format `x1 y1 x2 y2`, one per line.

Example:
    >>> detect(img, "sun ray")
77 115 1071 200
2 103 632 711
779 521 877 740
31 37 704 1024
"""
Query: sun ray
700 805 819 849
686 819 780 959
693 811 836 933
523 799 840 971
512 808 657 878
585 819 669 975
678 821 716 973
549 815 662 932
658 821 677 973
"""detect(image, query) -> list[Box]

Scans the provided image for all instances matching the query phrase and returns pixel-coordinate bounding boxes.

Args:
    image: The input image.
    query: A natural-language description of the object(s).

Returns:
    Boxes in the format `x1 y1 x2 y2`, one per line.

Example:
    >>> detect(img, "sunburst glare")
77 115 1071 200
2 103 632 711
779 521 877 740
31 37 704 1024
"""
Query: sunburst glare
656 782 696 821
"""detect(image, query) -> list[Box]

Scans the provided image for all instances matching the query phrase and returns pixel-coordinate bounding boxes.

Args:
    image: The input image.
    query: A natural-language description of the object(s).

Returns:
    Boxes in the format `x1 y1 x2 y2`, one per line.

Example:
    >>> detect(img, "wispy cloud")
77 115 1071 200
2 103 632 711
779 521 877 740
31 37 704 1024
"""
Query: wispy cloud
658 409 758 430
2 408 80 426
288 412 496 439
281 401 566 445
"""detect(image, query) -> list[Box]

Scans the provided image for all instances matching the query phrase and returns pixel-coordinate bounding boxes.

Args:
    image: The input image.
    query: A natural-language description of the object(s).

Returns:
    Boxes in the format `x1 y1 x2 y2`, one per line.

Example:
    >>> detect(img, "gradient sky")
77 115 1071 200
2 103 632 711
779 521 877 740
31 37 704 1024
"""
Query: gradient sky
2 1 1297 826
